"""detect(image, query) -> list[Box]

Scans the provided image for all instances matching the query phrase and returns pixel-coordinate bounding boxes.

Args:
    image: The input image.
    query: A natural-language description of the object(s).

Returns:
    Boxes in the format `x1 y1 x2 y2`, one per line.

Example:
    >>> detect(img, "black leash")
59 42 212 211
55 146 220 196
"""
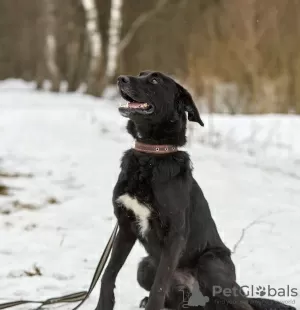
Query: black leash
0 223 119 310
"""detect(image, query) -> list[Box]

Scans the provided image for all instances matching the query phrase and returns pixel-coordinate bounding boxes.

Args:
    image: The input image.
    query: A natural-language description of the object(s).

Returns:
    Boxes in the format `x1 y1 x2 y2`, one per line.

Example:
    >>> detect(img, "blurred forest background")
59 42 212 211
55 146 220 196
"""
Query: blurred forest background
1 0 300 114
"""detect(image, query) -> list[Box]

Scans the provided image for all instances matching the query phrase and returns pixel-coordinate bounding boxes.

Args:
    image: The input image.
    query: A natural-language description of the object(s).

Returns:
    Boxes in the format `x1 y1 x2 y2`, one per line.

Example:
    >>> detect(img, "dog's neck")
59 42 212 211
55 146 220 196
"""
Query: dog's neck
126 120 187 146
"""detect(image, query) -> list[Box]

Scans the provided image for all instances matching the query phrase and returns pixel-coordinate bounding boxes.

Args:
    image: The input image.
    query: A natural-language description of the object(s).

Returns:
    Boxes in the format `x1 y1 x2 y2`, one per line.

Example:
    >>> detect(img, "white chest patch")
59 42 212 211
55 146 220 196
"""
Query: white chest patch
117 194 151 237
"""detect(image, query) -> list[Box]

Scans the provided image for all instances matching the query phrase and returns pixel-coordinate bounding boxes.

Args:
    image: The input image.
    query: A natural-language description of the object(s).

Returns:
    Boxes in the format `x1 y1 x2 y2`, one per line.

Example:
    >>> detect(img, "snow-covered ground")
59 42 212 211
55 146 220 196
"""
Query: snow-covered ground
0 82 299 310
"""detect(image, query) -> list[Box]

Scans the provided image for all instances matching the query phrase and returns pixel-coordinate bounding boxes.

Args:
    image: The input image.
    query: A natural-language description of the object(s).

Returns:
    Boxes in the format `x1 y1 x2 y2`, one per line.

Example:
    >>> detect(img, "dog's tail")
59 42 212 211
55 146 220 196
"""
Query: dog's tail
248 297 296 310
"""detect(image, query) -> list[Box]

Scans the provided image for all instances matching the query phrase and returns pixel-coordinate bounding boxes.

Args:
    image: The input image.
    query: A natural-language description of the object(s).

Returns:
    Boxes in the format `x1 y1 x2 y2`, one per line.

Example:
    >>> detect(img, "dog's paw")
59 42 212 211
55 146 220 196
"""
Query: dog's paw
139 296 149 308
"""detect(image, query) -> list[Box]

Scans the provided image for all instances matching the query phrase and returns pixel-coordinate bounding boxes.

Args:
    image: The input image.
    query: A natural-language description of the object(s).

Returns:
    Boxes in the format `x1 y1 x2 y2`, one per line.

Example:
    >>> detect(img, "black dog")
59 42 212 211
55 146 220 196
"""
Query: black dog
95 71 295 310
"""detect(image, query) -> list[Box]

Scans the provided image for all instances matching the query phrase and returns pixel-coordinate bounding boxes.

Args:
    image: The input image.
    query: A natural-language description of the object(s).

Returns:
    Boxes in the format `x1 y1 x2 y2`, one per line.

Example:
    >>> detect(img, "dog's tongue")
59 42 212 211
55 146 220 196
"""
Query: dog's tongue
128 102 147 109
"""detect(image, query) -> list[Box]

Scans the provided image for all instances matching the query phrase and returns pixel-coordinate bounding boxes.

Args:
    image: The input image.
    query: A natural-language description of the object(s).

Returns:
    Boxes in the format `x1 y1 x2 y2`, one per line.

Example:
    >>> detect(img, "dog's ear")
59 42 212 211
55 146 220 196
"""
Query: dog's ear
176 83 204 126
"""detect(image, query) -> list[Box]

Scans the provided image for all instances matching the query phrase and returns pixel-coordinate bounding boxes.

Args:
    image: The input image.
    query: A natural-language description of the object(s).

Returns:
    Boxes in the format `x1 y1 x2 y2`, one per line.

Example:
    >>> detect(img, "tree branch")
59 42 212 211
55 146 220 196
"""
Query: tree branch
117 0 168 54
231 211 282 254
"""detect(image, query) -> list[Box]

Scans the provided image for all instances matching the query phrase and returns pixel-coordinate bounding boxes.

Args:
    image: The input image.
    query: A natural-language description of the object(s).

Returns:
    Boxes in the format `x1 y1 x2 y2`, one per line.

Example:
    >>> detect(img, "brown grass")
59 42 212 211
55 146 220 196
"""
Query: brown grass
0 184 9 196
46 197 59 204
0 171 33 178
23 264 42 277
13 200 39 210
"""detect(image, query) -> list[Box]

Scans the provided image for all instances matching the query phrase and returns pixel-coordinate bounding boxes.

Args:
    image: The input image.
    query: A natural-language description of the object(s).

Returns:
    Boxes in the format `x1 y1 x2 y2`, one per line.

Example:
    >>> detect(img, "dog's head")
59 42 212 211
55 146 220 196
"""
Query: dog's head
117 71 204 127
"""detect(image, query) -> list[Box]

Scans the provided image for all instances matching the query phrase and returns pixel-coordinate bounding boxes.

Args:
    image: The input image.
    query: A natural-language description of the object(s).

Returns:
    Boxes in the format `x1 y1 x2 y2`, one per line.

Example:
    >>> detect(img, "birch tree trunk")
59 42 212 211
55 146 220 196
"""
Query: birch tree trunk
81 0 103 96
44 0 61 92
82 0 167 96
106 0 123 79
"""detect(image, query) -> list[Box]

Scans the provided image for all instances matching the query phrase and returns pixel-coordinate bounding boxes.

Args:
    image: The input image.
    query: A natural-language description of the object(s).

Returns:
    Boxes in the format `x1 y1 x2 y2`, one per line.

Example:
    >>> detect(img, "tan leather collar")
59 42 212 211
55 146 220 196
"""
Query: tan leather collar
134 141 178 154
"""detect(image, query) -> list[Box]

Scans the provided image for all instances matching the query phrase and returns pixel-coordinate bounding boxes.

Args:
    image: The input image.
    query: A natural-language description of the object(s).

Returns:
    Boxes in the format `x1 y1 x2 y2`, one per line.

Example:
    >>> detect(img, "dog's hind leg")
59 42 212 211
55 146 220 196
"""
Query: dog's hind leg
196 252 254 310
137 256 156 308
137 256 157 292
166 272 196 310
137 256 194 310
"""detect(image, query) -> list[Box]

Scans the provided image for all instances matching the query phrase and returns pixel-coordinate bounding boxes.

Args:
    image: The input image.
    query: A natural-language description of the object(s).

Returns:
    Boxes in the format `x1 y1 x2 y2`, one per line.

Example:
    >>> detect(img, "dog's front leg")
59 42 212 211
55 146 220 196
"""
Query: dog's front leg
146 231 185 310
146 181 188 310
95 223 136 310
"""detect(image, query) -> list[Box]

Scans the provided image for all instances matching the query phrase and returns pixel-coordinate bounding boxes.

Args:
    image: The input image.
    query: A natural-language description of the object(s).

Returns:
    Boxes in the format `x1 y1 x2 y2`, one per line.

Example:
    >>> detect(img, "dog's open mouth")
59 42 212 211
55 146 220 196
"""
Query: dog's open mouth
119 89 154 116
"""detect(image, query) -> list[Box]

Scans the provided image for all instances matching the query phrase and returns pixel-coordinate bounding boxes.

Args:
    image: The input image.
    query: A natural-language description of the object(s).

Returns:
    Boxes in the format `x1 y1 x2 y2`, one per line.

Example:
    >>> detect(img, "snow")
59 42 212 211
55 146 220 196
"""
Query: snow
0 79 36 91
0 81 299 310
191 114 300 179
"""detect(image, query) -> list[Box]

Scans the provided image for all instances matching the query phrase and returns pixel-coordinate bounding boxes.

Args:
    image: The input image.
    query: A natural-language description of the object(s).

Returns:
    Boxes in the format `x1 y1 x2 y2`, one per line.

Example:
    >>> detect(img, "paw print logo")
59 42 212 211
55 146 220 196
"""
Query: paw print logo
180 281 210 308
256 286 266 297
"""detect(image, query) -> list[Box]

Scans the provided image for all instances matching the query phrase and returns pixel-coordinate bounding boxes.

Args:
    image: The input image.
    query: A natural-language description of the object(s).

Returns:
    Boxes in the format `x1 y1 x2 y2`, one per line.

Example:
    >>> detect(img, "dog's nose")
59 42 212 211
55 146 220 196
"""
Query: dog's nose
118 75 130 84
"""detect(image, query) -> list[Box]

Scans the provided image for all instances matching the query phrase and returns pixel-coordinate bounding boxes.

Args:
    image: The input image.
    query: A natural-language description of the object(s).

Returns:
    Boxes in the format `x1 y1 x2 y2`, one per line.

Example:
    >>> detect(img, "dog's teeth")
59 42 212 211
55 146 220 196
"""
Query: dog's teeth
119 102 128 108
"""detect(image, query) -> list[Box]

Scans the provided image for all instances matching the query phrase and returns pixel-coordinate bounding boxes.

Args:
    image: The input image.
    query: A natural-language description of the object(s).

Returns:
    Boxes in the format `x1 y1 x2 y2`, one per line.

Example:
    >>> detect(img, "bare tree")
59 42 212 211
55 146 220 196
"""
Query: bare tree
106 0 123 79
81 0 103 95
44 0 61 92
0 0 300 114
82 0 168 96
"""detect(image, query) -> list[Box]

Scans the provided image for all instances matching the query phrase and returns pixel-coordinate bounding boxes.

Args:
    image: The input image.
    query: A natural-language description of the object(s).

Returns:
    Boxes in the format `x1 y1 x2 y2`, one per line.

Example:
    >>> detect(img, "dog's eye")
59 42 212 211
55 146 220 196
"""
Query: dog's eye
150 78 158 84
